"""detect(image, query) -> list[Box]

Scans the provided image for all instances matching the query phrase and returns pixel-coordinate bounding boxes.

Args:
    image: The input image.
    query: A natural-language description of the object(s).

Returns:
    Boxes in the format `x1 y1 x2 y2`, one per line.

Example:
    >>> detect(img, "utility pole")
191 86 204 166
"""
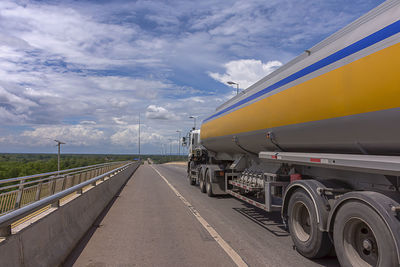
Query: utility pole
176 130 181 156
138 113 141 160
54 140 65 173
168 139 173 156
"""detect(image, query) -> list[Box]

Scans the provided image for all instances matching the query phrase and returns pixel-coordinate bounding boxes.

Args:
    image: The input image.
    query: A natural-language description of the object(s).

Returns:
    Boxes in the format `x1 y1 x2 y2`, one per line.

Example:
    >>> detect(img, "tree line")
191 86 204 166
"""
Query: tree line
0 153 187 179
0 153 134 179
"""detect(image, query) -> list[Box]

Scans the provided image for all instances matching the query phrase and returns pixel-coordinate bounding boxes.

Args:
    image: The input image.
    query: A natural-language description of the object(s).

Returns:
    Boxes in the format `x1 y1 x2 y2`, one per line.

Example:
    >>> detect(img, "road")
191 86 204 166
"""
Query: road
66 164 340 267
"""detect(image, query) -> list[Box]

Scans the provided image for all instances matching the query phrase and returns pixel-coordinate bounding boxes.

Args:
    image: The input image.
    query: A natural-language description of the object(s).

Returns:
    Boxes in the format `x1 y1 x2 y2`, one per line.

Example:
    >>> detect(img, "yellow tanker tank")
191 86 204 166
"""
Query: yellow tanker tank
201 1 400 156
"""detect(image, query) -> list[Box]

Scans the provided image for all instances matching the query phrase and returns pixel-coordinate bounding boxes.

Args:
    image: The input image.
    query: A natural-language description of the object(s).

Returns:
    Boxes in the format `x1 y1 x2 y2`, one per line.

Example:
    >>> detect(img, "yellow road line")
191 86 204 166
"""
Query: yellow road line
151 165 248 267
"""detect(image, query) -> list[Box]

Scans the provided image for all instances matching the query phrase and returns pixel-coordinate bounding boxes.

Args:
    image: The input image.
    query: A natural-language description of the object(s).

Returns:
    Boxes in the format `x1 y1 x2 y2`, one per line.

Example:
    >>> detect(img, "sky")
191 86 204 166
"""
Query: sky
0 0 385 154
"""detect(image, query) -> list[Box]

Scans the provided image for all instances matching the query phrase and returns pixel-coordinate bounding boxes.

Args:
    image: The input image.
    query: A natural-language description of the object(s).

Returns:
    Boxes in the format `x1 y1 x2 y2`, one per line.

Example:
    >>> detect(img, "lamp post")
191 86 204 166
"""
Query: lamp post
227 81 239 95
168 139 173 156
189 115 197 130
176 130 181 156
54 140 65 173
138 113 141 160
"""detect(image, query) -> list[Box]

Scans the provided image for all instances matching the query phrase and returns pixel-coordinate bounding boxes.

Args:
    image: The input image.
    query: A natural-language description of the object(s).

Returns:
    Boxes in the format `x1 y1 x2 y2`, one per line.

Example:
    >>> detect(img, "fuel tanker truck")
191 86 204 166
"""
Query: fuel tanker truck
186 1 400 266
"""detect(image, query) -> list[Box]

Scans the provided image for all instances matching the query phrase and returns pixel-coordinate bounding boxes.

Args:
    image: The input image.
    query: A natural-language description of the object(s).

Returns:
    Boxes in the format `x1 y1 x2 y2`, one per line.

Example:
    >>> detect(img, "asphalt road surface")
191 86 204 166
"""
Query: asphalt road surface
66 164 340 267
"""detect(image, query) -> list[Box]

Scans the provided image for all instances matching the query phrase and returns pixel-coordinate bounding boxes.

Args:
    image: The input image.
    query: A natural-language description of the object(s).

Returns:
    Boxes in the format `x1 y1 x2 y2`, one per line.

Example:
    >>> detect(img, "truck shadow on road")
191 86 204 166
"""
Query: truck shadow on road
233 203 288 237
233 202 340 266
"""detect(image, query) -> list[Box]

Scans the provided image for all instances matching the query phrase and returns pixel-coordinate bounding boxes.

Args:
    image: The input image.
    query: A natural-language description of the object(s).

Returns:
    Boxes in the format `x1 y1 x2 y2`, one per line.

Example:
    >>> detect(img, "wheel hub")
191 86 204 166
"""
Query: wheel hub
362 239 373 252
343 218 378 266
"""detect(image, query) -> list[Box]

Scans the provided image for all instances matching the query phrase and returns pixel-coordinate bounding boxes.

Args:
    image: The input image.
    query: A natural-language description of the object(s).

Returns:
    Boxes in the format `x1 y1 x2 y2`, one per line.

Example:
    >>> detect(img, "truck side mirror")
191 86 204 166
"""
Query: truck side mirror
182 137 187 147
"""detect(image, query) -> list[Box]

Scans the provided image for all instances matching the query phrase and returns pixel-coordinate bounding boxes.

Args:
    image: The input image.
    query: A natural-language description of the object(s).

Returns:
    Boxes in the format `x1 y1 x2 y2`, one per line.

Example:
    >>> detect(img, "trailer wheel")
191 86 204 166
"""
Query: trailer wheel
333 201 398 267
199 169 206 193
188 174 196 185
206 169 214 197
188 163 196 185
288 189 332 258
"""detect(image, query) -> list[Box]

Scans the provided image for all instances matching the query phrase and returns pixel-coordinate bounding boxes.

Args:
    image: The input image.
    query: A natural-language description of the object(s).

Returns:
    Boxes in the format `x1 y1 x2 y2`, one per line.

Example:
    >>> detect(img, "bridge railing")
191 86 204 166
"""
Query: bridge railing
0 161 139 237
0 161 129 215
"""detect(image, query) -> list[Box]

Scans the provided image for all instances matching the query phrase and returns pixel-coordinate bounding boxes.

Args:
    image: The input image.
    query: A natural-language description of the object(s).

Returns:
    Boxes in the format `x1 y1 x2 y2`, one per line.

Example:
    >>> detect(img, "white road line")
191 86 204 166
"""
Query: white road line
151 165 248 267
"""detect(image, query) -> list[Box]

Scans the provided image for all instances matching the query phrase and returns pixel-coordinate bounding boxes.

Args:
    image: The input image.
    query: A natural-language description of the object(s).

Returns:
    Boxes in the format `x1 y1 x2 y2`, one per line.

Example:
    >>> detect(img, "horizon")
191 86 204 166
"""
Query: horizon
0 152 186 156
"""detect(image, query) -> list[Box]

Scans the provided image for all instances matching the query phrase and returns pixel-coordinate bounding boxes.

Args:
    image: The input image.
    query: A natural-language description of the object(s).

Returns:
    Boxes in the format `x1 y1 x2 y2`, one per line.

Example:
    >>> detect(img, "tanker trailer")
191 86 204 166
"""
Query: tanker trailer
187 1 400 266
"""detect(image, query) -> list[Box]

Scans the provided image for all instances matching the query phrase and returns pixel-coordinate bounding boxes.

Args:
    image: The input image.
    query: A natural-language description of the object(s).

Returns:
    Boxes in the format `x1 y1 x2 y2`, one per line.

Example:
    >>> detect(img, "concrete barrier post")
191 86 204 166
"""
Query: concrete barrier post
35 182 43 201
14 180 24 210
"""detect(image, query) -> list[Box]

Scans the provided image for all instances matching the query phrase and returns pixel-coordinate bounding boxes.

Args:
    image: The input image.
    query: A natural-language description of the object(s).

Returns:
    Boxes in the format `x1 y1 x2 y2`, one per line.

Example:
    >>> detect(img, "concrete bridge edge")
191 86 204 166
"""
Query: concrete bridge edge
0 163 140 267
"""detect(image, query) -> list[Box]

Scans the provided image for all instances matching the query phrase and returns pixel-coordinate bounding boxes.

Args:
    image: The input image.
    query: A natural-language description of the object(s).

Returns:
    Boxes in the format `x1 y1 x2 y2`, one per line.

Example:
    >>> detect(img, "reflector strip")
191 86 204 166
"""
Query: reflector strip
227 190 266 211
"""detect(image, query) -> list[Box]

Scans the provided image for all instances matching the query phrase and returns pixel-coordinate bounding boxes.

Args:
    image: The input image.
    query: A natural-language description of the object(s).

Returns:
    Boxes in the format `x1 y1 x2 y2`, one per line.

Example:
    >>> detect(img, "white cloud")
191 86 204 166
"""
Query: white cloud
110 125 138 146
112 117 127 125
145 105 179 120
24 87 58 98
0 106 28 124
209 59 282 89
21 125 105 146
89 76 169 99
189 97 205 103
80 120 96 125
0 86 38 114
110 125 163 146
0 2 140 69
110 98 129 108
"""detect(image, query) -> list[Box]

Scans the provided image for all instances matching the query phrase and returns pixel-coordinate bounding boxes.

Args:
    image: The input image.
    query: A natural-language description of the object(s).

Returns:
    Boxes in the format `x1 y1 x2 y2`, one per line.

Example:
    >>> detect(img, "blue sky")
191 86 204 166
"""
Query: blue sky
0 0 384 154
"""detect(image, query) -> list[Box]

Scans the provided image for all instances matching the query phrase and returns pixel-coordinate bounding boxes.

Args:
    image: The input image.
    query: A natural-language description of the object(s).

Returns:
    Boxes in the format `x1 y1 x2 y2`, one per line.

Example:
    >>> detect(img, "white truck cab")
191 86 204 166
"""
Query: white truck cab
188 129 201 157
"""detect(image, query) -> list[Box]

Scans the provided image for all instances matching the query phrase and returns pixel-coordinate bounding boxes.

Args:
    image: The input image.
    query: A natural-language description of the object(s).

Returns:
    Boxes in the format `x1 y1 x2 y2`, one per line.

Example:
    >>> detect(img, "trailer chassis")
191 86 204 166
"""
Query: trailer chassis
192 151 400 265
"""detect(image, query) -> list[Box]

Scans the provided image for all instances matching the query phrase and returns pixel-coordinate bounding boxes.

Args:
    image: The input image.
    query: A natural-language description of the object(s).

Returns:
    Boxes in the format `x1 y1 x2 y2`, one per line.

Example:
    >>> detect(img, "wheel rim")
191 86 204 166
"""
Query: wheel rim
343 217 378 267
292 201 311 242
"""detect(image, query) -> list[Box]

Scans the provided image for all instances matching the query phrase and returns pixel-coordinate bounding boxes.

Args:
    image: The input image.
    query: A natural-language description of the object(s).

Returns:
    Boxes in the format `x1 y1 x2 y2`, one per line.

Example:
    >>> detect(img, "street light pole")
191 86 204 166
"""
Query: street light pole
138 113 141 160
168 139 173 156
176 130 181 156
189 116 197 130
54 140 65 173
227 81 239 95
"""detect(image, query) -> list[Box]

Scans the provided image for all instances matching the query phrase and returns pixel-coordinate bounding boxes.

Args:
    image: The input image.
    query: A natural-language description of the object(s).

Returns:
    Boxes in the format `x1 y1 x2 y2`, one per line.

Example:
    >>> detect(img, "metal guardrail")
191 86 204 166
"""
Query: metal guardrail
0 161 139 237
0 161 129 215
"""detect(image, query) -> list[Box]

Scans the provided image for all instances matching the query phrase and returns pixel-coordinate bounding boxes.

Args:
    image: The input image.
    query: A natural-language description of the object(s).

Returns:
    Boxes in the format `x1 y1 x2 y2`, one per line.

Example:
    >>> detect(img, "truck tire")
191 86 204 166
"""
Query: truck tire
199 169 206 193
188 174 196 185
333 201 399 267
188 163 196 185
206 169 214 197
288 189 332 259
